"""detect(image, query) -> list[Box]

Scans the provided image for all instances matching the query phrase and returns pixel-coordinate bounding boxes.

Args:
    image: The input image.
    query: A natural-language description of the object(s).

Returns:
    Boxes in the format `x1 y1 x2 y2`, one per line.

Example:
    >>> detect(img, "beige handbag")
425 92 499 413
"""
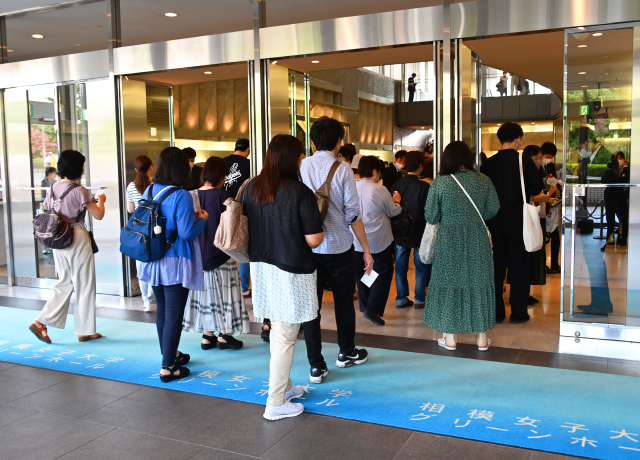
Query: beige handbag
315 161 340 222
214 178 252 263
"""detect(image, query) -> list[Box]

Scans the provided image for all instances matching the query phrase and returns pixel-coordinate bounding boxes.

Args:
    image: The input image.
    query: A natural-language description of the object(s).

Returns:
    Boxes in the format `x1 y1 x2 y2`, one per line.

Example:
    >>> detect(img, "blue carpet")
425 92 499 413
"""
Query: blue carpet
1 306 639 459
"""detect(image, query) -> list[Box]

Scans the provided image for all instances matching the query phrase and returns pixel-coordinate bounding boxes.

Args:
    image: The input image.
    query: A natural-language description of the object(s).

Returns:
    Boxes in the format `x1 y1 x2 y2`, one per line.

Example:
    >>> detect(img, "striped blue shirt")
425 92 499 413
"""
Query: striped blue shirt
300 151 361 255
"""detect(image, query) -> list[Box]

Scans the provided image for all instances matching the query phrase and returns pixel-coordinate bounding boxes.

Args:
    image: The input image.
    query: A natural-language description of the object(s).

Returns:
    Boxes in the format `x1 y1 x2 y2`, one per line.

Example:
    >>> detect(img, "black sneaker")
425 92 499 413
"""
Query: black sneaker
527 296 540 306
396 300 414 309
310 366 329 383
363 310 385 326
336 348 368 368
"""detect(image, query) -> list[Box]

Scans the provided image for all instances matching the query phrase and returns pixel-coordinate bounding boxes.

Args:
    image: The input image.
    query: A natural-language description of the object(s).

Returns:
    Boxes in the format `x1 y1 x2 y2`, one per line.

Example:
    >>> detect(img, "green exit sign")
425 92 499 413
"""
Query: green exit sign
579 105 590 116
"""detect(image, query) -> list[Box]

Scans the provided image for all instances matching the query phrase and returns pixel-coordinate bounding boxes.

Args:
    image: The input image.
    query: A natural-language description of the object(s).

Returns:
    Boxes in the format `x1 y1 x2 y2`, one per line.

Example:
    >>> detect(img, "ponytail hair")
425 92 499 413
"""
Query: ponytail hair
134 155 153 194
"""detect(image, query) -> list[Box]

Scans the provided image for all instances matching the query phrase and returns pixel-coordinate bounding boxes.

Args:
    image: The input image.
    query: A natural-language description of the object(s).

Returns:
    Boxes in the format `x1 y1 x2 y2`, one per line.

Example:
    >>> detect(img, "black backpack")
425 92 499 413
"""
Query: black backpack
32 183 80 250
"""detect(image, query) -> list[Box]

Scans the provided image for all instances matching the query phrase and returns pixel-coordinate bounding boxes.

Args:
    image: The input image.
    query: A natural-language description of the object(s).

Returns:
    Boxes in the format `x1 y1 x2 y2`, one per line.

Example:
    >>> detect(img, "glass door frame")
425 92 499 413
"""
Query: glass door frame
560 22 640 343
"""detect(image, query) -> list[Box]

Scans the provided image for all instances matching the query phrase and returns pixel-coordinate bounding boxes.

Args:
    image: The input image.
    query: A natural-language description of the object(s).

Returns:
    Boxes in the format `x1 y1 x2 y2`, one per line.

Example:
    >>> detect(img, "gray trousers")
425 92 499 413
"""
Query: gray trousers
36 224 97 336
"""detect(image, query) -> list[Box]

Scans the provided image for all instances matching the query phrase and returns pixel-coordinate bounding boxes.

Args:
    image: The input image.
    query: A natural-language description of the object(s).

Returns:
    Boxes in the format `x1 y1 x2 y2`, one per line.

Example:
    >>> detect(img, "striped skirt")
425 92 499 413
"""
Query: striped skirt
182 260 250 336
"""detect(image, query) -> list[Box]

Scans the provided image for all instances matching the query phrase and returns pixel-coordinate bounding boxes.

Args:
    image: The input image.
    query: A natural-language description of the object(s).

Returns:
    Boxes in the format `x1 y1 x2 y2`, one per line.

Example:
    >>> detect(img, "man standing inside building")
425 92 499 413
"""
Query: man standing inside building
481 122 544 324
184 147 203 191
223 139 251 197
408 73 417 102
224 139 252 297
382 150 407 192
300 116 373 384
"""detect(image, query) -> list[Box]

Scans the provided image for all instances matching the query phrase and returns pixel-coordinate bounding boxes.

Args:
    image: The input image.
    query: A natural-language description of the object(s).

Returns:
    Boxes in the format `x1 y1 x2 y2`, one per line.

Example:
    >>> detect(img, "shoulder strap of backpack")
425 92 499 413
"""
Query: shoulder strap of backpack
53 182 81 201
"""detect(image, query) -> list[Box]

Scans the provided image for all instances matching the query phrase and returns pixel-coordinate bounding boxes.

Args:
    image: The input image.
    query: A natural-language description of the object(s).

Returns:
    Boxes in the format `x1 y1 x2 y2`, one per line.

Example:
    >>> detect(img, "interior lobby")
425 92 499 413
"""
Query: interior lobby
0 0 639 459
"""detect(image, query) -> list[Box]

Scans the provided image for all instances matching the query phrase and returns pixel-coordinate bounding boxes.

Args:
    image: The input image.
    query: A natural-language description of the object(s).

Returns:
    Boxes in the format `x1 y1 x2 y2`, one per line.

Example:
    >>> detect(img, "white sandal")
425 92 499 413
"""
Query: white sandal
438 336 457 351
478 338 491 352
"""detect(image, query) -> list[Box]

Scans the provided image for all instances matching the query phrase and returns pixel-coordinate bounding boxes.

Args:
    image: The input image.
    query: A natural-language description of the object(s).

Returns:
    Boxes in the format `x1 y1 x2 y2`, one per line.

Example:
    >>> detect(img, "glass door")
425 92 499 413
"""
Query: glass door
561 25 639 341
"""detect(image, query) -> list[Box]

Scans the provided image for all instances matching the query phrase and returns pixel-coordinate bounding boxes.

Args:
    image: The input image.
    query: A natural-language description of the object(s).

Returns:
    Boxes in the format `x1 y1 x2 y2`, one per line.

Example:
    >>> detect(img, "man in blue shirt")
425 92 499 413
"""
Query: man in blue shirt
300 117 374 384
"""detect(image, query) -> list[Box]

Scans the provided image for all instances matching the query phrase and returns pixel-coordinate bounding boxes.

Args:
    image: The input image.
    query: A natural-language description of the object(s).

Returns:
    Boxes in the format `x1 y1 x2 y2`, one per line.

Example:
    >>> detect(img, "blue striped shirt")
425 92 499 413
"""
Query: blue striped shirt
300 151 362 255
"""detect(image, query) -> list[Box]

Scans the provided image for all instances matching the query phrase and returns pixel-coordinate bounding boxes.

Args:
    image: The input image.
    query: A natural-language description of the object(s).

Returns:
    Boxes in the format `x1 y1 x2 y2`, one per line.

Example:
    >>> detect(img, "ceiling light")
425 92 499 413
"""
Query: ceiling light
7 49 13 52
421 127 425 129
32 34 44 39
271 60 278 64
531 122 535 125
164 12 177 17
497 124 501 126
593 32 603 36
581 85 588 87
578 71 586 75
578 45 587 48
204 71 212 74
577 27 585 30
311 60 320 63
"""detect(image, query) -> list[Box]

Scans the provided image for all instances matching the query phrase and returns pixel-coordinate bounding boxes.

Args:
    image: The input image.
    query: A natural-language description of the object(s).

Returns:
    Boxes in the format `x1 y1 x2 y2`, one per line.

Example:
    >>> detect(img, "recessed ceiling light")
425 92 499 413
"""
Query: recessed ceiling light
421 127 425 129
577 27 585 30
271 60 278 64
497 124 501 126
578 45 587 48
578 71 586 75
592 32 603 36
7 49 13 52
311 60 320 63
531 122 535 125
32 34 44 39
164 12 177 17
204 71 212 74
581 85 588 87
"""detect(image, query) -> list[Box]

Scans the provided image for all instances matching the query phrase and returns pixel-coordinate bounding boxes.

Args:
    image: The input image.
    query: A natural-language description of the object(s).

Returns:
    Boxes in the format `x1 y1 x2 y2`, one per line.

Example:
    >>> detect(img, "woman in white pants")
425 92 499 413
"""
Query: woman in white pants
126 155 155 311
28 150 106 344
242 135 323 421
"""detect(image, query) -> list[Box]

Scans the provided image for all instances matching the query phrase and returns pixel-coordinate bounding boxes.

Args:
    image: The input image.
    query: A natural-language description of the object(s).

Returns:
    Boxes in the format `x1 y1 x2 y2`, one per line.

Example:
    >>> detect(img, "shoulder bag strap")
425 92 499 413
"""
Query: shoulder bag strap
236 178 253 204
518 153 528 205
322 161 340 190
450 174 490 237
154 185 179 203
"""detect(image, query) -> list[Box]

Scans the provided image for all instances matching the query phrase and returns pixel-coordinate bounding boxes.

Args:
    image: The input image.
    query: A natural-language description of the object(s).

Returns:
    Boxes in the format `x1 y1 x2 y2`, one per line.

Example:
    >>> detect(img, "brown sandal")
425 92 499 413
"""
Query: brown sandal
78 333 103 342
29 323 52 344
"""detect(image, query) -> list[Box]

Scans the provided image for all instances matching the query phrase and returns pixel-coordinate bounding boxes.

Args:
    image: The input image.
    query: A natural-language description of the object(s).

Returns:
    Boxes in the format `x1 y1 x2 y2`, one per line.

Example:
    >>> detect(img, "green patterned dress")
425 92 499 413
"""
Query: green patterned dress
423 171 500 334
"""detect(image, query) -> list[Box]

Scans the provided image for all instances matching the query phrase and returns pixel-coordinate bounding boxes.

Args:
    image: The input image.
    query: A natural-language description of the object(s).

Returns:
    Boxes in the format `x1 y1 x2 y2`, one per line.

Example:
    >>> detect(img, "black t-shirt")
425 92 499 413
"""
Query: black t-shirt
391 175 430 248
242 179 323 274
197 188 231 271
481 149 544 224
223 154 251 198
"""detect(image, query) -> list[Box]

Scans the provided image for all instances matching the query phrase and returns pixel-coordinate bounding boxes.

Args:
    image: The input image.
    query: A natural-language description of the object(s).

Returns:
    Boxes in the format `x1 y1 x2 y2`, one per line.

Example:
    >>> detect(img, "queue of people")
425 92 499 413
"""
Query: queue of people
28 116 584 423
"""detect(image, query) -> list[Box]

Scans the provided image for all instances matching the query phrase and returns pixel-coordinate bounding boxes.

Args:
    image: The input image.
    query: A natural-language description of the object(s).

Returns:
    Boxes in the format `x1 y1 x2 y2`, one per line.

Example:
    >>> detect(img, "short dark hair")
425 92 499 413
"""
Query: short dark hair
497 122 524 144
339 144 357 162
201 157 229 187
523 144 542 158
310 116 345 151
395 150 407 160
56 150 85 180
540 142 557 156
235 138 250 152
183 147 197 160
405 151 425 173
411 73 416 76
616 151 626 160
153 147 191 188
439 141 475 176
45 167 57 176
358 155 384 178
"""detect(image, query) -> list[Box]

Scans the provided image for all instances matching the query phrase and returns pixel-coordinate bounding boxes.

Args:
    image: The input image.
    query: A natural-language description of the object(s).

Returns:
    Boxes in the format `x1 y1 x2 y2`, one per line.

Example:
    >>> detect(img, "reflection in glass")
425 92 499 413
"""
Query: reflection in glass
563 28 633 325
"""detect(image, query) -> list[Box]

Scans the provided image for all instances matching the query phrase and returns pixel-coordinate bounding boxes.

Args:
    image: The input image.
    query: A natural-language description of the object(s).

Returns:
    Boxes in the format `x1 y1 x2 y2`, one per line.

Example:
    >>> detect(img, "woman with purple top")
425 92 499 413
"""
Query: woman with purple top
183 157 250 349
28 150 106 344
137 147 208 383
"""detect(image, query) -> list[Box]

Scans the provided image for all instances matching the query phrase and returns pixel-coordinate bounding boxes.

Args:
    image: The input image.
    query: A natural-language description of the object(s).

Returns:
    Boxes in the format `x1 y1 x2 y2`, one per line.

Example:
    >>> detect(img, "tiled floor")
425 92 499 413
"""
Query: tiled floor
0 362 586 460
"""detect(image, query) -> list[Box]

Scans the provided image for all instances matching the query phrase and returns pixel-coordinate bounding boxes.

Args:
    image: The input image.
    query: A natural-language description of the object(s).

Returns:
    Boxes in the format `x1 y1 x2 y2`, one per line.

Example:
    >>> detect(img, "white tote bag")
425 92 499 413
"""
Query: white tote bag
419 222 438 264
519 153 544 252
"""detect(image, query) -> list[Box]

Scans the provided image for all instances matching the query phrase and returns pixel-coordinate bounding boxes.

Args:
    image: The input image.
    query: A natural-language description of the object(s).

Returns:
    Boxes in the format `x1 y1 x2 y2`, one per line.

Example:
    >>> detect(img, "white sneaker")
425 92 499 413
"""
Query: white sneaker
263 402 304 421
144 302 156 312
285 385 305 403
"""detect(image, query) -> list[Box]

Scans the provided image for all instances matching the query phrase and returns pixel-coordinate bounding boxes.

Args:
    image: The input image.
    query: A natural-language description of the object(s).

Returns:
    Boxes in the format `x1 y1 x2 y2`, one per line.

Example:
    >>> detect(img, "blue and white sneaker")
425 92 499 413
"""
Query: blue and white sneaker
285 385 305 402
336 348 368 368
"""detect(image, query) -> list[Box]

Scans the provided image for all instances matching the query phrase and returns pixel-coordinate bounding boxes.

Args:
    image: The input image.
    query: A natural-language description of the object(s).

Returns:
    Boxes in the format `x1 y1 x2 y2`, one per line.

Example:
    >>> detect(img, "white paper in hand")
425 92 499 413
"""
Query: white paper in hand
361 270 379 288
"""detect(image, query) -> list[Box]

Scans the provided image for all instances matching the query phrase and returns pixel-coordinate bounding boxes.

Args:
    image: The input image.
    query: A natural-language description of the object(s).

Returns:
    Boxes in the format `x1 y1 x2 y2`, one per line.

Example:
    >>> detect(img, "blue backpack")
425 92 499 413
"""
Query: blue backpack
120 184 180 262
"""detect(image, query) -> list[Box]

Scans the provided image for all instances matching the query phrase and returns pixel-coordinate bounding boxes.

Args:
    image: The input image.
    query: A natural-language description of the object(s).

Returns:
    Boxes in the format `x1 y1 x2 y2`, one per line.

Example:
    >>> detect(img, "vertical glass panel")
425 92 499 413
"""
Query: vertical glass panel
563 28 633 324
5 1 107 63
